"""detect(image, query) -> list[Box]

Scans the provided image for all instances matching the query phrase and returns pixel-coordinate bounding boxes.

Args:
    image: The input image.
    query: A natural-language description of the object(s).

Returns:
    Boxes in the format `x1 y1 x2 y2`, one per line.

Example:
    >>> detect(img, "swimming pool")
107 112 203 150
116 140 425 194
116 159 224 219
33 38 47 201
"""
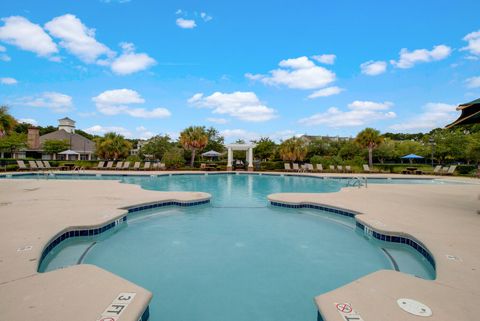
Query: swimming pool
31 173 437 321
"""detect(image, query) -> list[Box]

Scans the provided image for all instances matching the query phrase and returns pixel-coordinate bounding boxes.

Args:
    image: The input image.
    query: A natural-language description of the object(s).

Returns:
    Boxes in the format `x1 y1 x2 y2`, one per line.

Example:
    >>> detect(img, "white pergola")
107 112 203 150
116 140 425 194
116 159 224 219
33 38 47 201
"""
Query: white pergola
226 143 256 171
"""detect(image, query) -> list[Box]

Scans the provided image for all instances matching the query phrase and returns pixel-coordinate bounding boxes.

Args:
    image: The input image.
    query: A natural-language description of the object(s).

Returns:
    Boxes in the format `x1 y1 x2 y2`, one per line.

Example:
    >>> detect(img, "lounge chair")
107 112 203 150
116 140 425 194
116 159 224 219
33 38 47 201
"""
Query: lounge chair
152 163 159 170
122 161 130 170
16 160 28 171
143 162 151 170
345 165 352 173
329 165 335 172
133 162 141 170
104 161 114 170
28 161 39 171
284 163 292 172
292 163 300 172
159 163 166 170
306 163 314 172
444 165 457 176
440 166 449 175
94 161 105 170
337 165 343 173
363 164 371 173
43 161 58 170
36 160 46 169
430 165 442 175
200 163 207 170
315 164 323 172
114 162 123 170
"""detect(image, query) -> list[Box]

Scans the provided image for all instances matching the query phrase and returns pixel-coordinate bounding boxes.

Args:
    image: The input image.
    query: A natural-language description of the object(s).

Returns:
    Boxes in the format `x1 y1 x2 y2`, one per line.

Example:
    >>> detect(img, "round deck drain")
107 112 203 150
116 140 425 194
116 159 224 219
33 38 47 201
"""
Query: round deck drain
397 298 432 317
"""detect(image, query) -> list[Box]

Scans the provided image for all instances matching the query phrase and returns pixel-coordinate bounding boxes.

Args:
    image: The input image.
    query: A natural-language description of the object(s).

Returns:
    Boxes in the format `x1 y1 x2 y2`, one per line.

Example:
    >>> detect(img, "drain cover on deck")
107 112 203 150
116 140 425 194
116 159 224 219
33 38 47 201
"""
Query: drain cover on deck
397 298 432 317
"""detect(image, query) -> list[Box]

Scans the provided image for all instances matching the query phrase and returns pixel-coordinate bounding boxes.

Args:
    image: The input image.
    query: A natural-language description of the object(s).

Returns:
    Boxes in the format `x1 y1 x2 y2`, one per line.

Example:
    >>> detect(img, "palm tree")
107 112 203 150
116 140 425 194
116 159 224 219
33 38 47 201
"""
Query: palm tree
0 106 17 138
95 132 132 160
355 128 383 168
278 137 308 162
179 126 209 167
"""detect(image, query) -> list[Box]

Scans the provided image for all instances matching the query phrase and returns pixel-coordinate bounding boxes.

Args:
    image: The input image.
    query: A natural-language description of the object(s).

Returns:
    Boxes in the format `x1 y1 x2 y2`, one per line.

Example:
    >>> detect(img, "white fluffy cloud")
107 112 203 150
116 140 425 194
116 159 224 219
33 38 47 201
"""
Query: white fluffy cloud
176 18 196 29
246 56 336 90
308 86 343 99
390 45 451 69
0 16 58 57
200 12 213 22
465 76 480 89
84 125 133 137
189 91 277 122
299 100 395 127
206 117 228 124
312 54 336 65
110 42 156 75
220 129 298 143
92 89 171 118
17 92 74 113
360 60 387 76
18 118 38 126
0 44 10 61
45 14 114 64
390 103 457 132
462 30 480 56
0 77 17 85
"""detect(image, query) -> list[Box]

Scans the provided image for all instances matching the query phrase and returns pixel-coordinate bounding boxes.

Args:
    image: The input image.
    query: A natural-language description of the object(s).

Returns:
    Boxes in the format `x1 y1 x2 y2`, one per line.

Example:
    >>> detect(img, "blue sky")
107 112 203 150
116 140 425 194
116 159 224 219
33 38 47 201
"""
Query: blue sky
1 0 479 142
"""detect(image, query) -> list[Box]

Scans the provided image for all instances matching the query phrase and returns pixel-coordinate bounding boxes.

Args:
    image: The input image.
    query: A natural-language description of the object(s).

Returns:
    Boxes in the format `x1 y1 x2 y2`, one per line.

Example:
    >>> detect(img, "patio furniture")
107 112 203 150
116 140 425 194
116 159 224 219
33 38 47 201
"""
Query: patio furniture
284 163 292 172
337 165 343 173
115 162 123 170
28 161 39 171
306 163 314 172
444 165 457 176
133 162 141 170
16 160 28 171
315 164 323 172
329 165 335 172
292 163 300 172
43 161 58 170
93 161 105 170
363 164 371 173
103 161 114 170
122 161 130 170
143 162 151 170
345 165 352 173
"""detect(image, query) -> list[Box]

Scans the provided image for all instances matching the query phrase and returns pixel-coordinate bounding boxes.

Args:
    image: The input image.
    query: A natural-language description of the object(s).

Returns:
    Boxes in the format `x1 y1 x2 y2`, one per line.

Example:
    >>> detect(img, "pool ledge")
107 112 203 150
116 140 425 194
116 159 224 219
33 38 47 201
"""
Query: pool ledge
268 184 480 321
0 179 211 321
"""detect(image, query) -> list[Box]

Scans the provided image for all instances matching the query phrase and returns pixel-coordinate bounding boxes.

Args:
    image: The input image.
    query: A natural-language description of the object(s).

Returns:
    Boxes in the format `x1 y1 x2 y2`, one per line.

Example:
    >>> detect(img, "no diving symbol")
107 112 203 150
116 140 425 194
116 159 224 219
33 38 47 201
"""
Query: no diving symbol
336 303 353 314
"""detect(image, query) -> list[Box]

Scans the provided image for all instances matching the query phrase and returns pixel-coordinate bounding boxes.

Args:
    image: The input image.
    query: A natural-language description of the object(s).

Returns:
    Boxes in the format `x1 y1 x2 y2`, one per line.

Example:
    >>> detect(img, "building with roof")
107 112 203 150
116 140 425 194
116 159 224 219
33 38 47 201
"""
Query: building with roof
17 117 96 160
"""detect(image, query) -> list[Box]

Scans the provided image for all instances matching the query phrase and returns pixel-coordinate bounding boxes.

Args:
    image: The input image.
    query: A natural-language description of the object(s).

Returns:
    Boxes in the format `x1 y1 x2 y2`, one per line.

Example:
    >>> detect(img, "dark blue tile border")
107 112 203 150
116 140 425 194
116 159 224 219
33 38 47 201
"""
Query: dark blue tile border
270 200 436 270
38 198 210 270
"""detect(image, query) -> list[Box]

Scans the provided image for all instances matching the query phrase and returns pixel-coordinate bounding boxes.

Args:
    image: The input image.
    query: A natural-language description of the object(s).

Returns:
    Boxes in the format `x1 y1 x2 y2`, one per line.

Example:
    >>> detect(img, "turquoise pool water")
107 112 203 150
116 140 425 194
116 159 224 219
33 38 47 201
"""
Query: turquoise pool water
35 174 436 321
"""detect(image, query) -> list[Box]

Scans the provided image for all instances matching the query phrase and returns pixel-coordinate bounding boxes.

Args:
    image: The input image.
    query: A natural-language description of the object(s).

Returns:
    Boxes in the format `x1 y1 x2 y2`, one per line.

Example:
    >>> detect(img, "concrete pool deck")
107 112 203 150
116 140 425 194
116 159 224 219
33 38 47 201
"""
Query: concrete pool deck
0 178 210 321
0 172 479 321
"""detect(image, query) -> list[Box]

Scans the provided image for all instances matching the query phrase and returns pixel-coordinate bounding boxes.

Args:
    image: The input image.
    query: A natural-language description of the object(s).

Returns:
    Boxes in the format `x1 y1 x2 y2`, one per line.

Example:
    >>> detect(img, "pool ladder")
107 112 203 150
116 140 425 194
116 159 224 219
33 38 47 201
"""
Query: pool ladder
346 176 368 188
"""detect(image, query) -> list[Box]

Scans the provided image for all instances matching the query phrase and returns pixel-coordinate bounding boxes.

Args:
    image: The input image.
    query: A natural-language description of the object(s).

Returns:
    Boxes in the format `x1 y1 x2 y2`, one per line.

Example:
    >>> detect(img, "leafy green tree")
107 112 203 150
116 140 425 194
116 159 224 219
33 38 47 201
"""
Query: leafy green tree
204 127 225 153
0 132 26 154
466 132 480 164
179 126 209 167
75 129 95 140
95 132 132 160
373 138 396 163
140 135 172 160
338 140 363 160
253 137 277 161
42 139 70 158
0 106 17 137
278 137 308 162
39 126 57 136
431 130 467 163
355 128 383 167
162 147 185 169
395 140 425 159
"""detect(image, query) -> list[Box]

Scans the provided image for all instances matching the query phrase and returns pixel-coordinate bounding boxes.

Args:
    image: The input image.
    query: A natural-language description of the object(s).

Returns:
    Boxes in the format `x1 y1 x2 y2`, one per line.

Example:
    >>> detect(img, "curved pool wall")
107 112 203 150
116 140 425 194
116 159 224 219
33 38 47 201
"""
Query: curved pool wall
4 172 440 321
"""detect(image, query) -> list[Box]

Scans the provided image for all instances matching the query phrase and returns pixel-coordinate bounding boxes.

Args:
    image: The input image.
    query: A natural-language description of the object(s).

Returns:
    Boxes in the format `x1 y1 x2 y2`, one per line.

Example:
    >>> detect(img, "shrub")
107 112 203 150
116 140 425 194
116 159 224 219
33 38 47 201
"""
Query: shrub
162 148 185 169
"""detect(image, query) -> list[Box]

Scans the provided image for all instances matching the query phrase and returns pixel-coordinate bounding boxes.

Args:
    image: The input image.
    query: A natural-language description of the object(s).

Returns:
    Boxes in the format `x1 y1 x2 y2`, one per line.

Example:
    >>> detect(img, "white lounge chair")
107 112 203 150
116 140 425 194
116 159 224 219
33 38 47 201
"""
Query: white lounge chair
432 165 442 175
284 163 292 172
94 161 105 170
345 165 352 173
444 165 457 176
114 162 123 170
28 161 39 171
363 164 371 173
306 163 314 172
16 160 28 171
143 162 151 170
292 163 300 172
329 165 335 172
104 161 114 170
337 165 343 173
36 160 46 169
315 164 323 172
122 161 130 170
133 162 141 170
